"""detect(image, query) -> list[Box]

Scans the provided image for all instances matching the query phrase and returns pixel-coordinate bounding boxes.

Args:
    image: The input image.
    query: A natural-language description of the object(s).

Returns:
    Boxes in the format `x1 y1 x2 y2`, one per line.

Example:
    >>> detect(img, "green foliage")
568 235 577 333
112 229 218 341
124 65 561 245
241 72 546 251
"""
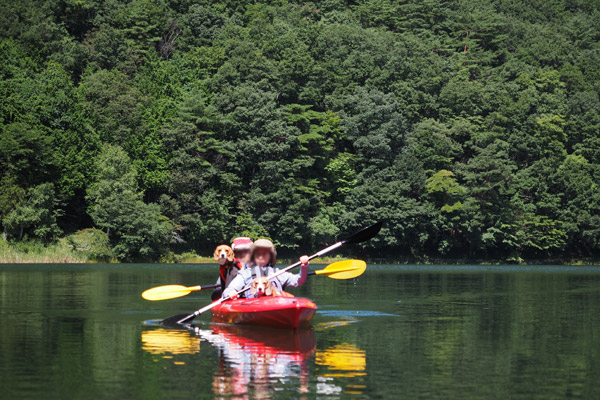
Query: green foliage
325 153 358 197
0 175 26 237
86 144 173 261
228 212 271 242
0 122 55 187
3 183 62 242
67 228 113 262
309 203 345 246
1 0 600 261
425 170 466 214
514 214 567 253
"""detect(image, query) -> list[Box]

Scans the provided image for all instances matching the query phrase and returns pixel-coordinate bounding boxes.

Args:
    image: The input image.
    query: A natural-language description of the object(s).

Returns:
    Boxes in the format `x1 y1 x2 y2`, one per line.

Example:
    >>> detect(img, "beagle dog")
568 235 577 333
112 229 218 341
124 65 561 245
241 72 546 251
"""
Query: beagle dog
250 277 281 297
213 245 234 265
212 245 244 299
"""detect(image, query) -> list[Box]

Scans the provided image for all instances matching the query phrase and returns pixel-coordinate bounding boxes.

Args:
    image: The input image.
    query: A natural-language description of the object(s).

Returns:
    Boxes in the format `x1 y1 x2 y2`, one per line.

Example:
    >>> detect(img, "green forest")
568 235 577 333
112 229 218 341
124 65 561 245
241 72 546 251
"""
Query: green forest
1 0 599 262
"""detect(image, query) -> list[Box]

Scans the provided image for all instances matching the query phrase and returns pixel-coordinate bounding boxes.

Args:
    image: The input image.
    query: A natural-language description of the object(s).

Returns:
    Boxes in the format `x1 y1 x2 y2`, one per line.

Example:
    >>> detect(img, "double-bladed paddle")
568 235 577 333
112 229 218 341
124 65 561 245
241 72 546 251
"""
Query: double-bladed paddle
159 259 368 326
161 221 382 325
143 259 366 301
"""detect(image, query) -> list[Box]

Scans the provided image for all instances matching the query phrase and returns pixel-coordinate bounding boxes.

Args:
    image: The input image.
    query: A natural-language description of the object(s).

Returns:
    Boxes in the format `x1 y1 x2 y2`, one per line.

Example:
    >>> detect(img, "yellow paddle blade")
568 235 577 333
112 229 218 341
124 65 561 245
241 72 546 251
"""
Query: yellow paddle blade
142 329 200 355
141 285 202 301
315 259 367 280
316 343 367 377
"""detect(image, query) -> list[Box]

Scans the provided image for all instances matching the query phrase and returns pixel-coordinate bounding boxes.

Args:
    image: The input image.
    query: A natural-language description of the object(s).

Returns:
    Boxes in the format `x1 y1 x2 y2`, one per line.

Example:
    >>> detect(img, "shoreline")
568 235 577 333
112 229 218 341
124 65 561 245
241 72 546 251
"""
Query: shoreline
1 240 599 266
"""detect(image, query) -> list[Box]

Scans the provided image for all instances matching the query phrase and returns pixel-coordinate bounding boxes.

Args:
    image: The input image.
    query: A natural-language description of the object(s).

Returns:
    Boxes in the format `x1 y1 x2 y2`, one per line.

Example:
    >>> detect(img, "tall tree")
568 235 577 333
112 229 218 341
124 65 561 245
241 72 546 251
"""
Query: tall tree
86 144 173 261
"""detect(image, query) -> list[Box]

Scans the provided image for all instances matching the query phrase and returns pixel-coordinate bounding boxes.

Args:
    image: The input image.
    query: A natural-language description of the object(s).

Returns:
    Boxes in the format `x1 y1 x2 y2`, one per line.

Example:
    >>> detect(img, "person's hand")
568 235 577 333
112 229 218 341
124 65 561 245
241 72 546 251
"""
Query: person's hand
300 255 309 266
227 290 239 300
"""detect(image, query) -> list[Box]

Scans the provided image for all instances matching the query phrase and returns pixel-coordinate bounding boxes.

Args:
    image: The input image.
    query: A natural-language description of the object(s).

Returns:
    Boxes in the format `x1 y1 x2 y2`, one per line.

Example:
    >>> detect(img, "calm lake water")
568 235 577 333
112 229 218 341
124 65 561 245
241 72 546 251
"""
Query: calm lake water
1 263 599 399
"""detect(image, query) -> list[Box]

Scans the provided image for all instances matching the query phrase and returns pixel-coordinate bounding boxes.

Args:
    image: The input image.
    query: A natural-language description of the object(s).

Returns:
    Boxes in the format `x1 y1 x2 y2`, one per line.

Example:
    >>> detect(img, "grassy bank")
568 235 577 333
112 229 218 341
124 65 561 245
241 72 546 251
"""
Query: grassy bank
0 239 91 263
0 241 345 264
1 239 599 266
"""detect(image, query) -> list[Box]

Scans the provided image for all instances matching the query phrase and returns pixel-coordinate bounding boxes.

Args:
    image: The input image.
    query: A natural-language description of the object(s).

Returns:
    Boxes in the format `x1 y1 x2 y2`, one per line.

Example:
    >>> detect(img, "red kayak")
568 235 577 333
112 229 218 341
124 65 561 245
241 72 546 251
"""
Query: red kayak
210 296 317 329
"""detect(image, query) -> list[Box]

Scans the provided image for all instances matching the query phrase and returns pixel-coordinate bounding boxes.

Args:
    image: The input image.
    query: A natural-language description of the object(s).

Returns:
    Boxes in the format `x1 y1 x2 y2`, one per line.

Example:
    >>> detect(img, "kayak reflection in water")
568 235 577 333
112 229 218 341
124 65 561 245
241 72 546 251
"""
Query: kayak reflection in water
195 325 315 398
223 239 309 299
140 326 368 397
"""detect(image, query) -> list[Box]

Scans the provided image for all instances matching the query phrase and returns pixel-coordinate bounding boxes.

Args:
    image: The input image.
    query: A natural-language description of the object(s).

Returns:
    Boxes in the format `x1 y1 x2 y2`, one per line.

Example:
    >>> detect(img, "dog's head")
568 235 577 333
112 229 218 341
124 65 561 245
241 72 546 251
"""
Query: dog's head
250 277 274 297
213 245 234 265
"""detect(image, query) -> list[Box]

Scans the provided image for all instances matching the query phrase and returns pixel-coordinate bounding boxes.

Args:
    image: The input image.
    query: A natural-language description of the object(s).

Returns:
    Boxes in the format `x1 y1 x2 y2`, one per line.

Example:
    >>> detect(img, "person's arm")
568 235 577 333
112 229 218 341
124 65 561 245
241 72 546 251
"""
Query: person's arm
222 272 246 299
279 256 309 288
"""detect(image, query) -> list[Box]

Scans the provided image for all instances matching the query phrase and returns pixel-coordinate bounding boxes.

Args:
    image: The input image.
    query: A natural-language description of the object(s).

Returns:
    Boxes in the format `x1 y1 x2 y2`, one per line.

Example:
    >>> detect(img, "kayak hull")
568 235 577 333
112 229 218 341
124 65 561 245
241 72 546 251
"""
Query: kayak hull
211 296 317 329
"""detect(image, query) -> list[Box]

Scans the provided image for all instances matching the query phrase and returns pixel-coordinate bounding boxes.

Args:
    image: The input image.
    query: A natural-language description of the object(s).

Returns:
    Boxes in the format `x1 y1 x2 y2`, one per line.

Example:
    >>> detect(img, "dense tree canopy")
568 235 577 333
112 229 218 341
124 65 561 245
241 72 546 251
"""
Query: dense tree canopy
0 0 599 261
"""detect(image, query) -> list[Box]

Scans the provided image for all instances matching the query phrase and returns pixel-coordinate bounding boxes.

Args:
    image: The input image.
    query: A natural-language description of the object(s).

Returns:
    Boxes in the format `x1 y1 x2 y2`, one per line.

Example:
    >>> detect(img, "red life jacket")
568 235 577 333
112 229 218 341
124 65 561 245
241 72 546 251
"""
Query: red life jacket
219 259 244 290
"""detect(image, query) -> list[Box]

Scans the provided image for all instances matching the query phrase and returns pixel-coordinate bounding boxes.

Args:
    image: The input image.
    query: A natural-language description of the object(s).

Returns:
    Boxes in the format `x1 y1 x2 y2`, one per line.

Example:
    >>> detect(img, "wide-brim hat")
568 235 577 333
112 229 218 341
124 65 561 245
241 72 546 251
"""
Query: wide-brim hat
250 238 277 265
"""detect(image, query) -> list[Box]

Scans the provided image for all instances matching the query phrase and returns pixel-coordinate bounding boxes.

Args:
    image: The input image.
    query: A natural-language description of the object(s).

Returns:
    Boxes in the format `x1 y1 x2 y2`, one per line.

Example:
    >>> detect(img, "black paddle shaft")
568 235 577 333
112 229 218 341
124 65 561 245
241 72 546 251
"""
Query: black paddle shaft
160 221 383 326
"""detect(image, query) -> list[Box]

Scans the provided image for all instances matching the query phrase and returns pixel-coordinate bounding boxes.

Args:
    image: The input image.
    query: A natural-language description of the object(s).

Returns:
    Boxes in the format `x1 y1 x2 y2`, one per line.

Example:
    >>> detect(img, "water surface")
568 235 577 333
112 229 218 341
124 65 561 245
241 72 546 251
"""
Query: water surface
1 264 599 399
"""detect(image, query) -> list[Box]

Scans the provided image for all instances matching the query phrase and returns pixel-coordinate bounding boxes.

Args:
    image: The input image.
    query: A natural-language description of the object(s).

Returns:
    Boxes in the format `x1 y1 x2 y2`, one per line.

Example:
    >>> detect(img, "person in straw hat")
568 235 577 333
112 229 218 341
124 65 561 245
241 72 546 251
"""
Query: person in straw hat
222 239 309 299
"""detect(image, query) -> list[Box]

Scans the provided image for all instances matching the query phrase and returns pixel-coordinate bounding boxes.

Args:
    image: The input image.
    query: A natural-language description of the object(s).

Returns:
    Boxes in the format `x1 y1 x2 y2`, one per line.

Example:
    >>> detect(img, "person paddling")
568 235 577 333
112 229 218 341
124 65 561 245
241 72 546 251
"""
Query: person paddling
222 239 309 299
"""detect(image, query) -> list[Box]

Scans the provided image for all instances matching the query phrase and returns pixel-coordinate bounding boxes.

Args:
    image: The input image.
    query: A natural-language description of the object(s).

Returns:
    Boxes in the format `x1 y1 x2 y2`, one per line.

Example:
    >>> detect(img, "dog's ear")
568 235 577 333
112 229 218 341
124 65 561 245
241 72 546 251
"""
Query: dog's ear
213 246 220 261
250 278 258 295
226 246 234 262
265 283 273 296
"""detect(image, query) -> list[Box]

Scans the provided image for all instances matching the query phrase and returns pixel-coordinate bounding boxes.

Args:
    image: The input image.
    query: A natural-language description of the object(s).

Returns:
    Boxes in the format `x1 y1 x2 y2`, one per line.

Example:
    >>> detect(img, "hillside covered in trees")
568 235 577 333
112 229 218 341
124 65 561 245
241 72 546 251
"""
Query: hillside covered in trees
1 0 599 261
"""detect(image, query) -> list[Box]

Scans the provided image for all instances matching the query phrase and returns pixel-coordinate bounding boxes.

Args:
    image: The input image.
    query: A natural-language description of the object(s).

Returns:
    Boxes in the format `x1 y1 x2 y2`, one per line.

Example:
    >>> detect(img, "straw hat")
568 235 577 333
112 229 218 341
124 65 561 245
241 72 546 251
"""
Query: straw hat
250 239 277 265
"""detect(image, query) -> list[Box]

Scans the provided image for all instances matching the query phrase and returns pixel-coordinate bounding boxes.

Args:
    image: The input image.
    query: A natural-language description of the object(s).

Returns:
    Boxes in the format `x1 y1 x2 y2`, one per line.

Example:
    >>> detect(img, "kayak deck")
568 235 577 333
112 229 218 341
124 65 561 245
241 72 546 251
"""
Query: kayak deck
211 296 317 329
